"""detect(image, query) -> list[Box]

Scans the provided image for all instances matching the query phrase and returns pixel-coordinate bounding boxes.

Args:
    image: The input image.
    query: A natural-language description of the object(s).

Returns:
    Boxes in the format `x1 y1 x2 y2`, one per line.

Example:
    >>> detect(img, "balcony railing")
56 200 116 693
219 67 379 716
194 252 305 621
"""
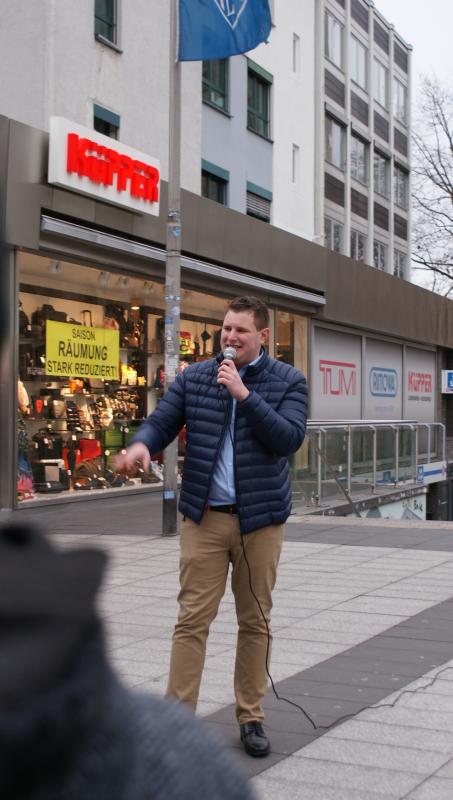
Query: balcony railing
290 420 445 512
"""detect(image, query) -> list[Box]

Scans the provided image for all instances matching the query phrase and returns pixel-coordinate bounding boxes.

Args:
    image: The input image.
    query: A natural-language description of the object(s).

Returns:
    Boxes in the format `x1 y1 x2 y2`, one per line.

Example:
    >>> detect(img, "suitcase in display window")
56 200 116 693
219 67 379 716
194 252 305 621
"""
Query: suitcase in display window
31 429 63 460
32 459 70 493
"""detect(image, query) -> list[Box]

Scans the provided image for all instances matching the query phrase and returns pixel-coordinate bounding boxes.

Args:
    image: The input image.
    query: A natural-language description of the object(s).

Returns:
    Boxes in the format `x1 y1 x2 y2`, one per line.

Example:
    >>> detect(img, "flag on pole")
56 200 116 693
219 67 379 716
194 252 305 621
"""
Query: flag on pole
178 0 272 61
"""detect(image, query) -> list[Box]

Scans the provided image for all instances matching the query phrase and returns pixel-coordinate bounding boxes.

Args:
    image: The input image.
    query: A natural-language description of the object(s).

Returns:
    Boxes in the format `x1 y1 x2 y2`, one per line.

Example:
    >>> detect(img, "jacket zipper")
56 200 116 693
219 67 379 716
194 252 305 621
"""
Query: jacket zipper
203 393 233 510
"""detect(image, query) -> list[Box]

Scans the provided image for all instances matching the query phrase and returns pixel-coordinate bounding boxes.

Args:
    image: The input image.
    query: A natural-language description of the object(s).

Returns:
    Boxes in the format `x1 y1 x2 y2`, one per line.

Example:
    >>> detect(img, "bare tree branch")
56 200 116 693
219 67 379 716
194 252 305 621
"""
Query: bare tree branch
412 76 453 292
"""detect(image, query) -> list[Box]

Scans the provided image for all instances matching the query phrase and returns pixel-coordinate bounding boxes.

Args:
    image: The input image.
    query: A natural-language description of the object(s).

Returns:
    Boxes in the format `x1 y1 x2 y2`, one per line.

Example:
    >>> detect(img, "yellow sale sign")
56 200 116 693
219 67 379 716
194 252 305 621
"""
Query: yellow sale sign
45 320 119 379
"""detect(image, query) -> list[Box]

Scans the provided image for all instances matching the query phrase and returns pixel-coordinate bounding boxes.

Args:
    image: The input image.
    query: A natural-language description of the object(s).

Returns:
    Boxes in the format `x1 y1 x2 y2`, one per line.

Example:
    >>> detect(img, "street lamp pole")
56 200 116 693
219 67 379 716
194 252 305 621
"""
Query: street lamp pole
162 0 181 536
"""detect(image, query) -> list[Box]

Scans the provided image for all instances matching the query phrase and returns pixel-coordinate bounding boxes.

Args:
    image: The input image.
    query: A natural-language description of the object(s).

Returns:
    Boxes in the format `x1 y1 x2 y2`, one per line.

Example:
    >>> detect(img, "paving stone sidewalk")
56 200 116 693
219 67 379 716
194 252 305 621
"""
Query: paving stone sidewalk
13 494 453 799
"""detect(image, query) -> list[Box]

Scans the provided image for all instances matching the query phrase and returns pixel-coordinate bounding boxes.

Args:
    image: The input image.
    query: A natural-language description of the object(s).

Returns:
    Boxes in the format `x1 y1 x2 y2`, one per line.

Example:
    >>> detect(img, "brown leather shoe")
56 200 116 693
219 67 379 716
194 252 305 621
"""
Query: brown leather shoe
240 722 270 757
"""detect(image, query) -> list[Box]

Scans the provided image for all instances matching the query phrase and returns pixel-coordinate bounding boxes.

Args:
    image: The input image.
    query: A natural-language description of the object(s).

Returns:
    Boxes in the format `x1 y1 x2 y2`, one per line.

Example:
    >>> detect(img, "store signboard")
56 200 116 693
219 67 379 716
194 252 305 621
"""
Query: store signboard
48 117 161 216
364 340 403 419
441 370 453 393
312 328 362 419
45 321 119 380
417 461 447 485
403 347 436 422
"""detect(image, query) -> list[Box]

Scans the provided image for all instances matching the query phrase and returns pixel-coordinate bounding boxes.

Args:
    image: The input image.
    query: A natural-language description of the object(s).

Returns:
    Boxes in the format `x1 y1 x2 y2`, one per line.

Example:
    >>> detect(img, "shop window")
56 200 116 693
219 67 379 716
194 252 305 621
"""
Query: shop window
275 310 309 485
95 0 117 44
16 252 228 504
247 62 272 139
202 59 229 112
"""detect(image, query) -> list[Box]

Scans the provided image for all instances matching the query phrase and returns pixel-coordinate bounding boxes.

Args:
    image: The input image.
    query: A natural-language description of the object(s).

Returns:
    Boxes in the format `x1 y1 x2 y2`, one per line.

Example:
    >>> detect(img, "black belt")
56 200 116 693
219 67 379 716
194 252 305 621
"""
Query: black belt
208 504 238 515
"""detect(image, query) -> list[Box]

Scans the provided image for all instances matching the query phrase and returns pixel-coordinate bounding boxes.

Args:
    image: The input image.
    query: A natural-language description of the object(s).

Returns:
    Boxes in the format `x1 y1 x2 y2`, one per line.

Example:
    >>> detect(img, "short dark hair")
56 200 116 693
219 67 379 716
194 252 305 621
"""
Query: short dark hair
226 296 269 330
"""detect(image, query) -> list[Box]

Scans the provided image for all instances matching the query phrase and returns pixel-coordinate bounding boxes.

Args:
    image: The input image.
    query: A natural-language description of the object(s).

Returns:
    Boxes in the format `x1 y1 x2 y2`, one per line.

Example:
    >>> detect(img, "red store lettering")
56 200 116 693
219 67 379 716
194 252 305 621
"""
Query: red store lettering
408 371 432 393
66 133 160 204
319 360 357 396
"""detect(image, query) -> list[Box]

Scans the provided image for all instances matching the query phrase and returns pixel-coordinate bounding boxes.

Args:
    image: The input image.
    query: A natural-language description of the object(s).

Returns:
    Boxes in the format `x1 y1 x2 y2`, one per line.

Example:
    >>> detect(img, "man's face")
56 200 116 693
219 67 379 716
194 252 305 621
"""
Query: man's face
220 310 269 367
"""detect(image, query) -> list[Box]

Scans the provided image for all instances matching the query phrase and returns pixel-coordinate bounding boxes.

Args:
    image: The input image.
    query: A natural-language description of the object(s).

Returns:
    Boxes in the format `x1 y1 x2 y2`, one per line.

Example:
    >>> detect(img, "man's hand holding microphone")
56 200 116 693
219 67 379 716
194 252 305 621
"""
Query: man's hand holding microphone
217 346 250 401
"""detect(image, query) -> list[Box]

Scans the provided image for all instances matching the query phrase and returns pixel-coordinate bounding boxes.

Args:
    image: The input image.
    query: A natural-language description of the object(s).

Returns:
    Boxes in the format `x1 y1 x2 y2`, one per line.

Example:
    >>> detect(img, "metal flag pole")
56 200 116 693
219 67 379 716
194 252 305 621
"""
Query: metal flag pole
162 0 181 536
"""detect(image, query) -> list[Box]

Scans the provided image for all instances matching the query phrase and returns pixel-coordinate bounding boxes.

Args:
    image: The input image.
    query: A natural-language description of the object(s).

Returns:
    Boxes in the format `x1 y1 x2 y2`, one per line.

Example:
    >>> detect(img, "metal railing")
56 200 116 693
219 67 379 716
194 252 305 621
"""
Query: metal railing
290 420 446 511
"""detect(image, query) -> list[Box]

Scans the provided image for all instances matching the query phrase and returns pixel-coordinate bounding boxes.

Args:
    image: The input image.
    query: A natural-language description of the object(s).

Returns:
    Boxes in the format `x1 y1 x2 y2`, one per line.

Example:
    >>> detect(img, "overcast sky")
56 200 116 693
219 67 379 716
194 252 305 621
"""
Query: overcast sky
375 0 453 90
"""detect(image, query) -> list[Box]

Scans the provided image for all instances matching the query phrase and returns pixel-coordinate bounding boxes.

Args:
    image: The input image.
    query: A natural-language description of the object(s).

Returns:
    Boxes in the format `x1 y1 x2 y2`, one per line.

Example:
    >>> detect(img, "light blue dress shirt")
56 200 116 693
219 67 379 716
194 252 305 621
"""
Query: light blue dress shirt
208 351 263 506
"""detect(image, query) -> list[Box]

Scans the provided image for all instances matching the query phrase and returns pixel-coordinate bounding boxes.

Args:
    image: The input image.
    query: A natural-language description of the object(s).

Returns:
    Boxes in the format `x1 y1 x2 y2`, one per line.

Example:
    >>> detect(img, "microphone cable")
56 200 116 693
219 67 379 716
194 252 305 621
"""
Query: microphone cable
239 532 453 731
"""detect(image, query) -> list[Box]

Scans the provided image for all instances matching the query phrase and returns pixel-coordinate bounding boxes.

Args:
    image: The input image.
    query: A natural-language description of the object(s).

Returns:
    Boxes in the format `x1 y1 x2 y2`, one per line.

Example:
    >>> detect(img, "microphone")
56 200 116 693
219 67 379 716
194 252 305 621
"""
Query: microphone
223 346 237 361
218 346 237 393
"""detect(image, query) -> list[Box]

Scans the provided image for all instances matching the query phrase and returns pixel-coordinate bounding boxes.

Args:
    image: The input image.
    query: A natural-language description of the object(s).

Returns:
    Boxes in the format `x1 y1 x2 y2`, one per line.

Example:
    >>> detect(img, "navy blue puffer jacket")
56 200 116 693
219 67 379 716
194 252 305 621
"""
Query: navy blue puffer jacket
132 351 308 534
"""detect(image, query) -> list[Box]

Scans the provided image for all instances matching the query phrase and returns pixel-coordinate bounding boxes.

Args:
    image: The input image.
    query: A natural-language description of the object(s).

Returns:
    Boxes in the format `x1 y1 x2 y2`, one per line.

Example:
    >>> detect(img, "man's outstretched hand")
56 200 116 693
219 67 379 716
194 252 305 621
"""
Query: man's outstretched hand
114 442 151 476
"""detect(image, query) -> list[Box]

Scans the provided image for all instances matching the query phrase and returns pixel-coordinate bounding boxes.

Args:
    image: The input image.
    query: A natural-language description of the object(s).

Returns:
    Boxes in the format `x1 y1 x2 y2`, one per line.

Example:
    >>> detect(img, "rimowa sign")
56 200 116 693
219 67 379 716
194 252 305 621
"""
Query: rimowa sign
48 117 160 216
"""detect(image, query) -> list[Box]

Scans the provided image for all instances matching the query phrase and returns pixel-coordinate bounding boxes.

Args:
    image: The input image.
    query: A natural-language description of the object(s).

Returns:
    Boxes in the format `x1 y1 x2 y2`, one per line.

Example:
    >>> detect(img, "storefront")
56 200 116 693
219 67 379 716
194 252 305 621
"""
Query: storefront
2 114 453 513
15 247 312 506
0 115 321 509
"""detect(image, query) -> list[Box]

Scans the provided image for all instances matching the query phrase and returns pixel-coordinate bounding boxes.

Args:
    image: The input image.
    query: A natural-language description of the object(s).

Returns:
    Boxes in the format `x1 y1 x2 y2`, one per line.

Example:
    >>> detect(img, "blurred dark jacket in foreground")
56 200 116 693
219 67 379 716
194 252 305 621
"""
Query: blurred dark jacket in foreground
0 523 255 800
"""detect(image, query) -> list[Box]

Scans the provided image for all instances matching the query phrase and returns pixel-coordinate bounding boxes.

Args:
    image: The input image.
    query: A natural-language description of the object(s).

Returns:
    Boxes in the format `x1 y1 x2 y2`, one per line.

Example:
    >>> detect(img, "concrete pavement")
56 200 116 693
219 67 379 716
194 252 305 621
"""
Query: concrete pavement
14 495 453 798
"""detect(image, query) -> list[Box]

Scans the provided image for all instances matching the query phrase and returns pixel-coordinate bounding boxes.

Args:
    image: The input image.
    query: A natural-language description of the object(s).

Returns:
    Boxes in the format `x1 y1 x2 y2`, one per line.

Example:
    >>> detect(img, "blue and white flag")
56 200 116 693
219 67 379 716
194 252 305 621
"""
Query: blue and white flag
178 0 272 62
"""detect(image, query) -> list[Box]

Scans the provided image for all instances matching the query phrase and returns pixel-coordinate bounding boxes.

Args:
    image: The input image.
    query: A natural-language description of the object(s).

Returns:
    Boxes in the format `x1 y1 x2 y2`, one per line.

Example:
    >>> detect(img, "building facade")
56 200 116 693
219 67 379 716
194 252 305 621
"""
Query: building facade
0 115 451 516
0 0 411 277
201 0 412 277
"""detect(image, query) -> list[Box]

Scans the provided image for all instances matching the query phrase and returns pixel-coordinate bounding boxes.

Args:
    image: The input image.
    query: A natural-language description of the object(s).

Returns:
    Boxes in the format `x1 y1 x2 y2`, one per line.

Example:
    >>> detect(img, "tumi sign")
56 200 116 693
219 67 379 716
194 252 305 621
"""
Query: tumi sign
48 117 160 216
319 359 357 397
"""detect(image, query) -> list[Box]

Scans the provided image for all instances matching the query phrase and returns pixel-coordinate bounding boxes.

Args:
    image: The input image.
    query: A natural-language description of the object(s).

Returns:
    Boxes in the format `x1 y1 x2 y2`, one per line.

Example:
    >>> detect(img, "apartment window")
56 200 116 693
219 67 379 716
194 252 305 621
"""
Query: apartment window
351 229 367 261
325 116 345 169
393 249 406 278
374 60 388 108
394 165 408 209
202 169 228 205
93 104 119 139
292 144 300 183
373 152 389 197
202 59 228 112
247 63 272 139
95 0 116 43
393 77 407 124
246 183 272 222
373 240 387 270
325 11 343 69
351 37 367 89
324 217 343 252
350 134 368 184
292 33 300 72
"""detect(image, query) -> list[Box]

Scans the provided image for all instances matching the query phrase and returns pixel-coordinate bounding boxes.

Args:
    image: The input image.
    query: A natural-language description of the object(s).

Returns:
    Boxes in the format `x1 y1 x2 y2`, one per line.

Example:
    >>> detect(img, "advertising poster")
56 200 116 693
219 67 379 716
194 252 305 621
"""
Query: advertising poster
403 347 436 422
45 320 119 380
312 328 362 419
364 339 403 419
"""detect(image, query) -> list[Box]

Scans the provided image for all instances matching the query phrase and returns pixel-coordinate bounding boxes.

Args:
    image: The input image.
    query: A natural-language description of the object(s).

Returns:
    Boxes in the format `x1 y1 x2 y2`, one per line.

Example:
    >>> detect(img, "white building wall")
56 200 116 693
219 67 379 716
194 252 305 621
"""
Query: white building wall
0 0 202 193
249 0 317 240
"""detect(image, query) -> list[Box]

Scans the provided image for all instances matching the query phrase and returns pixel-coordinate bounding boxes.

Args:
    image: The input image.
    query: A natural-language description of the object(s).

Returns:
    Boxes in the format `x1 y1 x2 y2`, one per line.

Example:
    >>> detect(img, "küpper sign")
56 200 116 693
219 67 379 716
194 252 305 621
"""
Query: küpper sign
45 321 119 380
48 117 161 216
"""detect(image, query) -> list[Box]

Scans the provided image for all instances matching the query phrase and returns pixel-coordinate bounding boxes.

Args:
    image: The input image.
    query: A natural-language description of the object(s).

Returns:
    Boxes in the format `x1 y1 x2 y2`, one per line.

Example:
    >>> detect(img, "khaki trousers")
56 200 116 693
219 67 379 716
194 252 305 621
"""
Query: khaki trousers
166 509 283 724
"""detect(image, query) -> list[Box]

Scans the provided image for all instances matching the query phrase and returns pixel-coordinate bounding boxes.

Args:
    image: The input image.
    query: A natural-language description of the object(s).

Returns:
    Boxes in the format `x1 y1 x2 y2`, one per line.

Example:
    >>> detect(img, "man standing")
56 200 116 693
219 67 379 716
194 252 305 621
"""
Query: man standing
115 296 308 757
